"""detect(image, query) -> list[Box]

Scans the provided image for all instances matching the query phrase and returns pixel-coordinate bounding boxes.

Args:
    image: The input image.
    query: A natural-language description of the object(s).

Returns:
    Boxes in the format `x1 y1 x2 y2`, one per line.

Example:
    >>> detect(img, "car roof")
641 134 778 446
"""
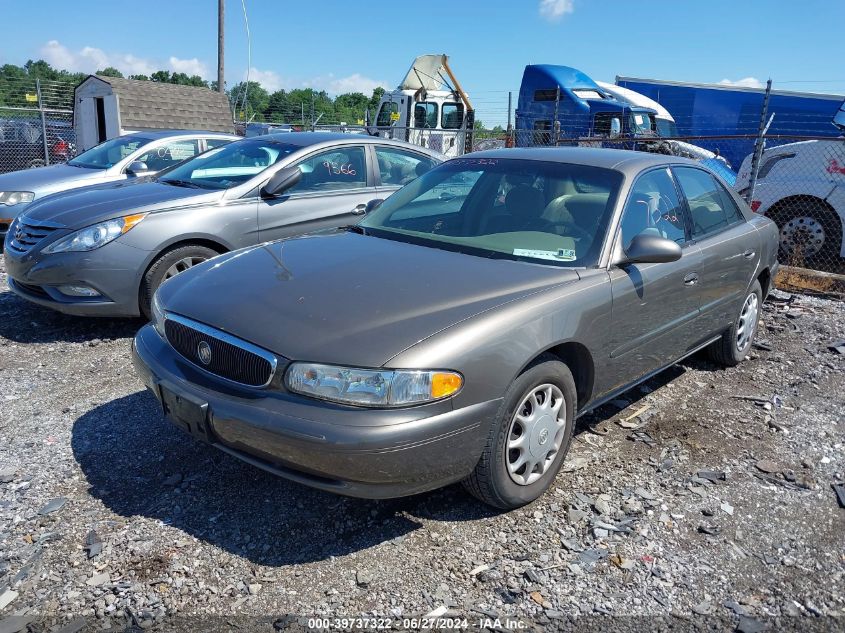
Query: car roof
257 131 446 156
134 129 240 140
465 146 699 174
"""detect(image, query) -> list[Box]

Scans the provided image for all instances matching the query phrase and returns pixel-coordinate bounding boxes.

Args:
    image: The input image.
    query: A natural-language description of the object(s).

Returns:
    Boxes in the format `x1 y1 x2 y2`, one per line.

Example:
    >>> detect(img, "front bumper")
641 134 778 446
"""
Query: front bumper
132 324 499 499
3 241 147 317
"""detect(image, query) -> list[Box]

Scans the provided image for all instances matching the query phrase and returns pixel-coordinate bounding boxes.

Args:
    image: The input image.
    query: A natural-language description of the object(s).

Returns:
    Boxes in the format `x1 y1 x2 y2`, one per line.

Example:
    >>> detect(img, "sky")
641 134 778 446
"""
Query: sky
1 0 843 126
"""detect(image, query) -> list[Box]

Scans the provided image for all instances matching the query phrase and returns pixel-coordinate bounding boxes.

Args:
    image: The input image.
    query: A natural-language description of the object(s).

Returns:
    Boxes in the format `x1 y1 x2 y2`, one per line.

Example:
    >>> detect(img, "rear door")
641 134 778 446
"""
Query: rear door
672 166 760 338
257 144 377 242
605 167 703 392
373 145 439 197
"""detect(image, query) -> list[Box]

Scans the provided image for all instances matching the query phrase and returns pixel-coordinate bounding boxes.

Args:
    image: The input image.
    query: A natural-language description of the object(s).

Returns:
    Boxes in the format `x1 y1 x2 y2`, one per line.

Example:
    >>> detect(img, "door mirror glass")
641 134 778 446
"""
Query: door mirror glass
261 166 302 198
609 117 622 138
620 233 682 265
125 161 150 177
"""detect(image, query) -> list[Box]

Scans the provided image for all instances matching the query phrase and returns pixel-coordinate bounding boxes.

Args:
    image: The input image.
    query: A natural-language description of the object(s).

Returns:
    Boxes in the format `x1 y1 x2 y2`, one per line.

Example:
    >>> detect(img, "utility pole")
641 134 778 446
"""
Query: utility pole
217 0 225 93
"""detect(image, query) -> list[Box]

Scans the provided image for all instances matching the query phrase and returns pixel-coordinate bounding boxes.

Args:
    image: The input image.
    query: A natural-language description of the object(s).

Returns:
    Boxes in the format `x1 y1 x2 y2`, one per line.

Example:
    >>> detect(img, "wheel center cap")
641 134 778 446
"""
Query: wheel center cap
529 413 556 458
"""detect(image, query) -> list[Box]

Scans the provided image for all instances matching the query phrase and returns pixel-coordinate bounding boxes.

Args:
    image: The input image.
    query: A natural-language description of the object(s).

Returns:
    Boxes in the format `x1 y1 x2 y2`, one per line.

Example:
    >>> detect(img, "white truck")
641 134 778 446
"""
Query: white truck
734 101 845 265
369 54 474 158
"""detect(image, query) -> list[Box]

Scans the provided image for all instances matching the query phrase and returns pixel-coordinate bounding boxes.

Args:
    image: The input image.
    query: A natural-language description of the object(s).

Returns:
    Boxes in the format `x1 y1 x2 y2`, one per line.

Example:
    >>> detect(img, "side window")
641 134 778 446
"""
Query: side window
713 179 744 224
674 167 732 238
413 103 438 129
287 146 367 193
441 103 464 129
205 138 232 150
375 147 438 187
619 168 687 249
135 140 200 171
376 102 399 127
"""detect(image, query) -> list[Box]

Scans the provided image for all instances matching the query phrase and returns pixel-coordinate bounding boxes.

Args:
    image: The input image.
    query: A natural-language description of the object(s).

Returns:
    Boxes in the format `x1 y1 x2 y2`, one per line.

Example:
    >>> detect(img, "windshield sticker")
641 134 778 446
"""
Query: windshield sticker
513 248 576 261
446 158 499 167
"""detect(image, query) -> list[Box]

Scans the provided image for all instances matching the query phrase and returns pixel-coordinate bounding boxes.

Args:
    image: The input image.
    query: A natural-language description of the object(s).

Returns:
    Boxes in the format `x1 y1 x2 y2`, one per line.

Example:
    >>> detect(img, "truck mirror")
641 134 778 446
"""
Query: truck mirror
610 118 622 138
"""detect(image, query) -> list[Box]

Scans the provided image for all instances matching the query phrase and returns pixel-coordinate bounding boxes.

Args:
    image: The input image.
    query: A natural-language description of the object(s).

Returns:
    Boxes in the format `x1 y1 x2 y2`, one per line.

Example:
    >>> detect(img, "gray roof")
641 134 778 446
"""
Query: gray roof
469 146 699 171
85 75 234 134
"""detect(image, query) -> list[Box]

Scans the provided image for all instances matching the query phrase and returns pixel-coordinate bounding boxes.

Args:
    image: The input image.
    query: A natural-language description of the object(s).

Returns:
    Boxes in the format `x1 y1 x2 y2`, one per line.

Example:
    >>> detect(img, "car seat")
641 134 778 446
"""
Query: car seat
482 185 553 234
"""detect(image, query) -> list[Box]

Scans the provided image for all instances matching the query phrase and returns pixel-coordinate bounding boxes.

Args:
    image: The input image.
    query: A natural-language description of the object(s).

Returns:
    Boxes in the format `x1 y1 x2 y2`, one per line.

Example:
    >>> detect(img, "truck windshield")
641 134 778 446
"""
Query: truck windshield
629 112 655 135
376 102 399 127
360 158 623 267
67 135 153 169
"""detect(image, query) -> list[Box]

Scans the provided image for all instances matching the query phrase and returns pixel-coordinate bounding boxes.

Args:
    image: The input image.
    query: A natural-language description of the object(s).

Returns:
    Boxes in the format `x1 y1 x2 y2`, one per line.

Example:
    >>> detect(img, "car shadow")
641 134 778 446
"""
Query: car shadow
0 289 143 344
71 390 499 567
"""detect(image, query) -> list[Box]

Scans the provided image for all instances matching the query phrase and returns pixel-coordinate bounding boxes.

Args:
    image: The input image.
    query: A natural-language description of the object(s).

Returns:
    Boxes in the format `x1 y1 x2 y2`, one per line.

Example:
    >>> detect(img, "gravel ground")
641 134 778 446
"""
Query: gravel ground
0 256 843 632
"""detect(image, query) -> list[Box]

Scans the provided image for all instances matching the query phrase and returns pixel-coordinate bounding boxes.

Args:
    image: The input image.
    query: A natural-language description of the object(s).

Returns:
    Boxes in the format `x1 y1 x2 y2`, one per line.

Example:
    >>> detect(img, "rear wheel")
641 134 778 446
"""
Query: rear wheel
770 199 842 268
708 280 762 366
462 356 576 509
139 244 219 319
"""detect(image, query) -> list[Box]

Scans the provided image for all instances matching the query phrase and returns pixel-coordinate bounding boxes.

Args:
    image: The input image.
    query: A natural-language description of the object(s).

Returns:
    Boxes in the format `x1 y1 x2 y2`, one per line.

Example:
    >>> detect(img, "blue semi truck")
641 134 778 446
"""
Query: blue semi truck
515 65 658 146
615 76 844 168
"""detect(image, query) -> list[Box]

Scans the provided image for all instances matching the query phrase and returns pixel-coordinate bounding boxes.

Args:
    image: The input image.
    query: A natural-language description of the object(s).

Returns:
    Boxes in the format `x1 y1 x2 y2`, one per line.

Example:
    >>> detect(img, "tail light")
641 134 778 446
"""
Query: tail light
52 139 69 156
750 200 762 213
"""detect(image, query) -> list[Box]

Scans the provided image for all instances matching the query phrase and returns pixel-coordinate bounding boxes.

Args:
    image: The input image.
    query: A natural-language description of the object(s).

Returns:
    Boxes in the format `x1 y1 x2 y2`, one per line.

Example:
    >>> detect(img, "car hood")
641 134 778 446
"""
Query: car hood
21 180 221 228
0 163 104 194
159 230 580 367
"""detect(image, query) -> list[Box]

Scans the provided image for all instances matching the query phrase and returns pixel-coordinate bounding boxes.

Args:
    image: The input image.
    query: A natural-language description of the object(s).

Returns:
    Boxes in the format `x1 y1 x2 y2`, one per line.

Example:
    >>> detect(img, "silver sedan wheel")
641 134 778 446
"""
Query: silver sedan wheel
163 256 207 280
506 383 567 486
780 216 825 258
736 292 759 352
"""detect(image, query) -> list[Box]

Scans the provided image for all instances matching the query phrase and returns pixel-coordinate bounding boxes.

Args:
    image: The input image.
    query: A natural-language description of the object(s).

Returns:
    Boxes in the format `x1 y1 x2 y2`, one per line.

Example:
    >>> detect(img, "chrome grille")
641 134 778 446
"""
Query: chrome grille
164 314 277 388
8 218 60 254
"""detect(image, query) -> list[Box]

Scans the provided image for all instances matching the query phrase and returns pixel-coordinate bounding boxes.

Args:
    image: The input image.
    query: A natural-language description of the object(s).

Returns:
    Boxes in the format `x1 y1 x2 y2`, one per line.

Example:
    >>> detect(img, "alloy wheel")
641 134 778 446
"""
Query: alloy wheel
736 292 759 352
163 256 207 280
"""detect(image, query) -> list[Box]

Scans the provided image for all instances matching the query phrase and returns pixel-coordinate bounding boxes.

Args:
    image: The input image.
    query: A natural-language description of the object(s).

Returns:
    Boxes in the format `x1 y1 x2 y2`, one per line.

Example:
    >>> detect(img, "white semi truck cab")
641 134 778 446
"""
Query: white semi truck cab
370 54 474 158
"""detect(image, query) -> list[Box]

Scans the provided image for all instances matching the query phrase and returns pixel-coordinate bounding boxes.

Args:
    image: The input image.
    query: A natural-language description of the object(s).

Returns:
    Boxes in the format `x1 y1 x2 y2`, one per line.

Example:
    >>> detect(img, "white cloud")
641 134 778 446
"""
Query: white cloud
245 68 387 95
718 76 765 89
539 0 574 22
39 40 210 79
246 67 284 92
169 56 209 78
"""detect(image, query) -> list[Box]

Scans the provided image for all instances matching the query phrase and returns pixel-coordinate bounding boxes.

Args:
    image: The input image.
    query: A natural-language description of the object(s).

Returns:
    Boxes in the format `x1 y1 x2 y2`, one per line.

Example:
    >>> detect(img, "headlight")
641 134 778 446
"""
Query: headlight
151 290 166 337
286 363 463 407
0 191 35 206
43 213 147 253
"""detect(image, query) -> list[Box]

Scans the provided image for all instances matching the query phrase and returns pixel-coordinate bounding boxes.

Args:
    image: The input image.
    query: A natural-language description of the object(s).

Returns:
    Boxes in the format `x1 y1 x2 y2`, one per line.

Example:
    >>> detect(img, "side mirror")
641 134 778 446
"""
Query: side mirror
609 117 622 138
619 233 682 265
126 161 150 177
261 166 301 198
366 198 384 213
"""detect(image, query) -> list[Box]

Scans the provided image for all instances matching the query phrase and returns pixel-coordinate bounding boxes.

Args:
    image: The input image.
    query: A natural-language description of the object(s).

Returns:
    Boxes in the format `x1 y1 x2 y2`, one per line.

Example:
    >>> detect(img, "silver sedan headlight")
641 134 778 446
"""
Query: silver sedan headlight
43 213 147 253
0 191 35 206
286 362 463 407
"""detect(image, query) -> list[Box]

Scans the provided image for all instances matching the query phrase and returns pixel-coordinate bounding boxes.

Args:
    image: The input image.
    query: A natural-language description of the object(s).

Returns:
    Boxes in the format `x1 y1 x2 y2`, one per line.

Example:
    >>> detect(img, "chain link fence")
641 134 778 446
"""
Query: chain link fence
0 78 76 174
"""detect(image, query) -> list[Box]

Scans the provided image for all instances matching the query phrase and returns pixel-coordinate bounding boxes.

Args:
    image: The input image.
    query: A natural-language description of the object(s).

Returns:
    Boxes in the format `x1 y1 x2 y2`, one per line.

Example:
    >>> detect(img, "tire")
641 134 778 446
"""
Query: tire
462 355 576 509
139 244 219 319
770 199 843 267
707 280 762 367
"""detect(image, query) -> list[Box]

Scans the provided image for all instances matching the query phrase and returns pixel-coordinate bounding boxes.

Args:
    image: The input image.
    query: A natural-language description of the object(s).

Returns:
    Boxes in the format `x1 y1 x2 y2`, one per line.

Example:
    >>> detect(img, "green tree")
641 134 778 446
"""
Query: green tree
97 67 124 78
266 90 289 122
228 81 270 122
368 86 385 112
129 74 150 81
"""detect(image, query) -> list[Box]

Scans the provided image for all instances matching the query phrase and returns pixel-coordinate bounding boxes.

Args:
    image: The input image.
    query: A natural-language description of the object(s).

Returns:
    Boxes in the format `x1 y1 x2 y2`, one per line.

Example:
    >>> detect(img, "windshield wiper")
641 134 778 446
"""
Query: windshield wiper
342 225 367 235
159 178 202 189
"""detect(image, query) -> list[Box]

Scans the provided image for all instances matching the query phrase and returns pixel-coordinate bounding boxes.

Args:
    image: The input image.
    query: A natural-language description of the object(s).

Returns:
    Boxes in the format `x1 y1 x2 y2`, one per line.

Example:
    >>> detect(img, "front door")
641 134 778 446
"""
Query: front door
604 167 702 393
258 145 376 242
673 166 761 338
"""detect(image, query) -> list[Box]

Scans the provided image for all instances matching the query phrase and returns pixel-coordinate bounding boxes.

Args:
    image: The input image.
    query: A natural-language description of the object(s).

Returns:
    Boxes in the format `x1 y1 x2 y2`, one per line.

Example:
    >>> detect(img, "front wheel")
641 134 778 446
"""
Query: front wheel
139 244 219 319
707 280 762 367
462 356 576 509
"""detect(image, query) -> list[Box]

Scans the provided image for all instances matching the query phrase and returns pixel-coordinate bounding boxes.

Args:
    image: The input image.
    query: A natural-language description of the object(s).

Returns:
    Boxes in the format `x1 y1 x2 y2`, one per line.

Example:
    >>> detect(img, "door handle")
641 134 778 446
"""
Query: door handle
351 204 367 215
683 272 699 286
743 250 755 259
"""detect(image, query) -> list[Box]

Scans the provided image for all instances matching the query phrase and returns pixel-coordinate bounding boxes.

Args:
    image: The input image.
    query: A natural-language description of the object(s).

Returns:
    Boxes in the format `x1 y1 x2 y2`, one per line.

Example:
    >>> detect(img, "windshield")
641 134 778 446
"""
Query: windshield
68 135 153 169
159 139 299 190
656 118 679 137
360 158 623 267
629 112 655 135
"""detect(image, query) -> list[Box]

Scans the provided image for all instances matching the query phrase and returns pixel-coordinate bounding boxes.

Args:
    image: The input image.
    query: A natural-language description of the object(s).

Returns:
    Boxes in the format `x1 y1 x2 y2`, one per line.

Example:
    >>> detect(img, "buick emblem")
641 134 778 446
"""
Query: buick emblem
538 428 549 445
197 340 212 365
